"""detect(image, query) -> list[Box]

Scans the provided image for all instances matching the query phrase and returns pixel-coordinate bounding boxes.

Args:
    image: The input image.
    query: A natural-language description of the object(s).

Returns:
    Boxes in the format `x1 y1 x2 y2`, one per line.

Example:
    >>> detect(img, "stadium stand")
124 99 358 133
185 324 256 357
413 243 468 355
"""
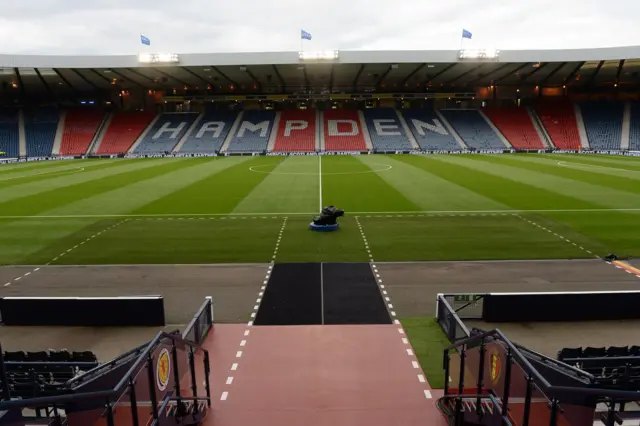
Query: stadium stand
363 109 413 151
96 111 156 155
558 345 640 390
2 349 98 399
628 101 640 151
59 109 105 156
273 109 316 152
134 113 198 154
179 109 237 153
323 109 367 151
534 101 581 149
401 108 460 150
579 101 624 150
439 109 505 149
0 109 19 158
24 107 59 157
482 107 544 149
226 110 275 152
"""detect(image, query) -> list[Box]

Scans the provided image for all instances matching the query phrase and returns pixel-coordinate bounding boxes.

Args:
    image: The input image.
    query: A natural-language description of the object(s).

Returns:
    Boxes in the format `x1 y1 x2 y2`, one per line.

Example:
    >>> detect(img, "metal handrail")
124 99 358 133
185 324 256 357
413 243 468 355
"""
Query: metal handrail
182 297 212 343
447 329 640 401
437 295 471 337
0 330 208 410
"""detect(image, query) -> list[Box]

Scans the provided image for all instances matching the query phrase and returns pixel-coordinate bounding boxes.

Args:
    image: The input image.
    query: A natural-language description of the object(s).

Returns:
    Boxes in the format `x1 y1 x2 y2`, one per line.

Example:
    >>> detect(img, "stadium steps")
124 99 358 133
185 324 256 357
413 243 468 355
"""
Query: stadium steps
434 109 468 149
18 109 26 157
395 109 420 150
574 103 591 149
318 110 325 151
51 109 66 155
528 107 553 148
478 109 512 148
266 111 281 151
622 101 631 150
172 112 204 153
127 113 161 153
357 110 374 150
88 112 113 154
219 111 244 153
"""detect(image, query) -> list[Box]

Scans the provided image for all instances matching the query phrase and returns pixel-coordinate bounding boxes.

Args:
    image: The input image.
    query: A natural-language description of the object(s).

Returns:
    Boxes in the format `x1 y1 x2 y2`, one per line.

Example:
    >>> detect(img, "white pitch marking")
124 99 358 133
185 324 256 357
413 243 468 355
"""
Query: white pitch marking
3 283 10 287
33 267 40 271
261 286 266 290
383 290 387 295
240 340 246 347
253 305 259 310
236 351 243 358
424 390 432 399
220 391 228 401
385 297 390 301
259 292 264 296
402 338 409 344
391 311 396 317
388 303 393 309
24 272 31 276
247 321 253 326
244 330 250 336
250 312 256 318
226 377 234 385
256 298 262 304
406 349 414 356
380 284 385 289
398 328 404 334
412 361 420 369
418 374 426 383
14 277 21 281
231 363 238 371
394 319 400 325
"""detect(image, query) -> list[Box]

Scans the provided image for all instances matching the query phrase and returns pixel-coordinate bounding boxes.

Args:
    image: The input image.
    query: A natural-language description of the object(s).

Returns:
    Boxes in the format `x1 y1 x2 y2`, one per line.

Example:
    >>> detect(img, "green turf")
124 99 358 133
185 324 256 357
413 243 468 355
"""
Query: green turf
401 317 450 389
2 154 640 265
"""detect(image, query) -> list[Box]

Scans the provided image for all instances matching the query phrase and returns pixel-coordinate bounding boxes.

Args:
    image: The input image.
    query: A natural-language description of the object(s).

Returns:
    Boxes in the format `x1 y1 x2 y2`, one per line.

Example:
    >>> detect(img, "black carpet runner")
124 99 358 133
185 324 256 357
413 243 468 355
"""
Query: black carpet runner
254 263 391 326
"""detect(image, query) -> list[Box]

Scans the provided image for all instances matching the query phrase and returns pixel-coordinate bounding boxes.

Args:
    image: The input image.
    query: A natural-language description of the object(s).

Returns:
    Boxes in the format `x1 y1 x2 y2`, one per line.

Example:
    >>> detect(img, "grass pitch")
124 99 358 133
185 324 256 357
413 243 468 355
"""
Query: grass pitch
2 154 640 265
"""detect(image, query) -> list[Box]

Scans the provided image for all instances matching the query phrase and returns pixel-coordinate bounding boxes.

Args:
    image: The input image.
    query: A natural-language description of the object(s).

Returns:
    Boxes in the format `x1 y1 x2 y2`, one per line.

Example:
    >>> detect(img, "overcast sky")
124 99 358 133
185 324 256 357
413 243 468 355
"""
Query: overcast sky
0 0 638 55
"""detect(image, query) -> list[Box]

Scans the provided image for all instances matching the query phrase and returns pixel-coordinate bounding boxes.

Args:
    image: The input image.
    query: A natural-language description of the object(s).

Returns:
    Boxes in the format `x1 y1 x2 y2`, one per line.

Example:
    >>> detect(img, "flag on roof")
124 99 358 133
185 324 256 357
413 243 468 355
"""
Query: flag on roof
140 35 151 46
462 29 472 39
301 29 312 40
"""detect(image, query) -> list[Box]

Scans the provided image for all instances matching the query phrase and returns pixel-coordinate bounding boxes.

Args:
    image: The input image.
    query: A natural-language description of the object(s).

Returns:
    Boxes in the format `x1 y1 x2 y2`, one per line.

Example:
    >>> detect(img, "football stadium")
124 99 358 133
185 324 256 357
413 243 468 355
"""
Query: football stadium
1 44 640 426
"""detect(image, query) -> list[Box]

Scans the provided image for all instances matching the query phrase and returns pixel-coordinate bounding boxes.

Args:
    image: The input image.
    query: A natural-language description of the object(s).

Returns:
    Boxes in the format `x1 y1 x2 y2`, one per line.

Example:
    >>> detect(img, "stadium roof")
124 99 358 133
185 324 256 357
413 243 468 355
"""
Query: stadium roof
1 46 639 96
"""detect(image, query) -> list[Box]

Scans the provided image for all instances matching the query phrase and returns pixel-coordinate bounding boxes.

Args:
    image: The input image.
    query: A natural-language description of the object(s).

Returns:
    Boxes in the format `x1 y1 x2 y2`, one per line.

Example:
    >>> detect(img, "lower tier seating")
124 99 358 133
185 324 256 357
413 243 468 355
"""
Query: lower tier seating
580 101 623 150
483 107 544 149
97 111 156 154
273 109 316 152
534 102 581 149
439 109 505 150
323 109 367 151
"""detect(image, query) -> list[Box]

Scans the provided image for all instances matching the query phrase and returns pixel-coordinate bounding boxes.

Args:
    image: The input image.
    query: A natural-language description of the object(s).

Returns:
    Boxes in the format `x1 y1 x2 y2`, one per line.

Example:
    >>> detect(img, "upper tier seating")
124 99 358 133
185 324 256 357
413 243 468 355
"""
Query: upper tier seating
323 110 367 151
2 349 98 399
0 109 19 157
179 110 237 153
534 101 581 149
628 101 640 151
401 108 460 150
226 110 275 153
483 107 544 149
363 109 413 151
25 107 59 157
59 109 105 156
97 111 156 154
134 113 198 154
273 109 316 152
439 109 505 150
580 101 623 150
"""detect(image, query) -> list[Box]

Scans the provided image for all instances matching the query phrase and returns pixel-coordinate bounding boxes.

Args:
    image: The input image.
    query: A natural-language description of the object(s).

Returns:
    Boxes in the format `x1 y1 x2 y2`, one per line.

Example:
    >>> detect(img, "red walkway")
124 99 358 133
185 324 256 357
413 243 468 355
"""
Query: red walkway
201 324 447 426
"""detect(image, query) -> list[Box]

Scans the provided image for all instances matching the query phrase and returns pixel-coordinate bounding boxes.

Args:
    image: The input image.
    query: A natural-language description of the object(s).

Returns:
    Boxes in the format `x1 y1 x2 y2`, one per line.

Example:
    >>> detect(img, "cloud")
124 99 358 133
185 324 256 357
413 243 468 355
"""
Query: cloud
0 0 638 54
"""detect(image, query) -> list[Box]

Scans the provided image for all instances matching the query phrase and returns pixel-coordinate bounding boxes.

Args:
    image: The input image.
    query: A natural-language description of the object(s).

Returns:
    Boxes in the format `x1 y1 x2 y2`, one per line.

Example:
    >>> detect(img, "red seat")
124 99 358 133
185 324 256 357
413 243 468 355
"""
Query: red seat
323 110 366 151
59 109 105 156
273 110 316 152
483 107 544 149
534 101 581 150
97 111 156 154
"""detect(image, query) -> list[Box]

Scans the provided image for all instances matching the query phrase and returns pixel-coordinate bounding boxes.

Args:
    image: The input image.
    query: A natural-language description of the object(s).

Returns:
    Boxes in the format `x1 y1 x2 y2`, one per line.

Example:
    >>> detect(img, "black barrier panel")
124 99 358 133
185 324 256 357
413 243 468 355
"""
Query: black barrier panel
0 296 165 326
482 291 640 322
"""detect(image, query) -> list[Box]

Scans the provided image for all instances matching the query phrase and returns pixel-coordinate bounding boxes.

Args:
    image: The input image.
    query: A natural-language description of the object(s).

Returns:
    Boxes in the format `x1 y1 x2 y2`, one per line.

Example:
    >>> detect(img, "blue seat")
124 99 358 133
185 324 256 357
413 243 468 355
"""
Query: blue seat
179 110 237 153
363 109 413 151
580 101 623 150
629 102 640 151
402 108 459 150
134 113 198 154
0 109 19 157
226 111 275 153
439 109 504 150
25 108 59 157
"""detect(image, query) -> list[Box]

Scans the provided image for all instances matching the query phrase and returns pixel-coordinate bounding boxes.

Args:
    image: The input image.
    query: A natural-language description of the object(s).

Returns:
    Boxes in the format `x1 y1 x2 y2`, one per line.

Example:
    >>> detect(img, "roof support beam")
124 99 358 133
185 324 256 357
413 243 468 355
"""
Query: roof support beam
13 68 26 97
244 68 261 91
302 66 310 90
444 64 486 85
518 62 548 83
539 62 566 86
71 69 100 90
425 63 457 85
467 63 521 86
154 69 190 88
34 69 53 96
375 66 393 89
587 61 604 87
272 65 286 90
109 69 143 88
89 68 119 88
493 63 531 84
328 64 334 91
211 66 238 87
616 60 625 83
181 68 214 90
352 64 365 89
53 68 75 90
401 64 425 86
562 61 585 86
